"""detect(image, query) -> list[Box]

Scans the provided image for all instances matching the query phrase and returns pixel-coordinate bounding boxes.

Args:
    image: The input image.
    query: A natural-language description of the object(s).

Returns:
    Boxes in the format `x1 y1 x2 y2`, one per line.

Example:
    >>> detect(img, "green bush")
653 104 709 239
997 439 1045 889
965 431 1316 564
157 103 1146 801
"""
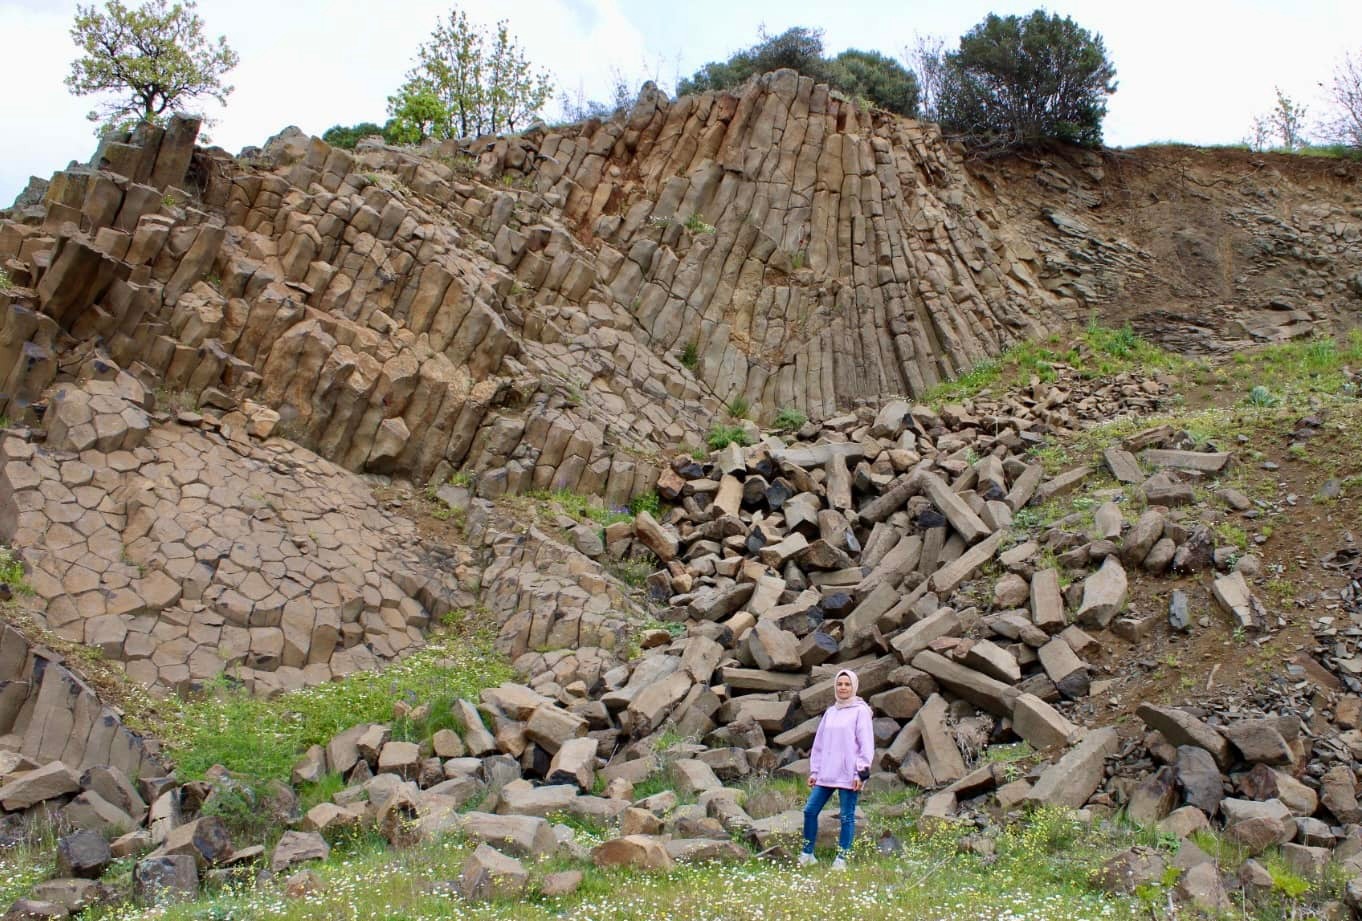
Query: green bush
679 342 699 370
725 395 750 419
773 407 807 432
677 26 919 117
322 122 385 149
0 547 31 595
939 9 1116 148
706 424 753 450
628 491 661 518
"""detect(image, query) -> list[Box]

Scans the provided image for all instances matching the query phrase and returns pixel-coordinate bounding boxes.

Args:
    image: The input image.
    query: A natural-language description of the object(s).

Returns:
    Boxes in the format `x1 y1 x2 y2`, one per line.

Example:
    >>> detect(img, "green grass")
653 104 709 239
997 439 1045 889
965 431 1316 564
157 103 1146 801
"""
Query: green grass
0 268 13 292
922 323 1181 405
1223 333 1362 400
606 553 657 589
773 406 808 433
531 488 635 528
74 807 1162 921
1293 143 1362 161
0 820 56 909
158 620 513 786
725 395 750 420
706 424 753 450
679 342 699 370
0 546 32 594
683 213 714 234
628 490 661 518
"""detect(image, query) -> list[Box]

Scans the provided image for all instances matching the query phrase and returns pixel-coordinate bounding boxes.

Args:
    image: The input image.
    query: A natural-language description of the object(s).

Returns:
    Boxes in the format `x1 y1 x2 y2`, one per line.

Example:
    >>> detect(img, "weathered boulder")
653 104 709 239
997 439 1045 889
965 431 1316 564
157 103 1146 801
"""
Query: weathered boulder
459 844 528 901
270 831 330 874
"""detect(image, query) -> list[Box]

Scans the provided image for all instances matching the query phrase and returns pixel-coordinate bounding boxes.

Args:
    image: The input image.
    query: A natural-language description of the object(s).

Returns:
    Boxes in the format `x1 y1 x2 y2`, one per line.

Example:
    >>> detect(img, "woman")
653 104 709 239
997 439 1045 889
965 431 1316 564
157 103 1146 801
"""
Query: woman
799 668 874 869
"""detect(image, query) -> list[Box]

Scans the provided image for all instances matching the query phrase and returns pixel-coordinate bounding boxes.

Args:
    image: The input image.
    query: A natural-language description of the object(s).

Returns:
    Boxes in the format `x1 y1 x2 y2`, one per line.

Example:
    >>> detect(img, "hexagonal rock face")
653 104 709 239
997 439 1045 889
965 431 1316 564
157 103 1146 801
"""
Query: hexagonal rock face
0 414 466 695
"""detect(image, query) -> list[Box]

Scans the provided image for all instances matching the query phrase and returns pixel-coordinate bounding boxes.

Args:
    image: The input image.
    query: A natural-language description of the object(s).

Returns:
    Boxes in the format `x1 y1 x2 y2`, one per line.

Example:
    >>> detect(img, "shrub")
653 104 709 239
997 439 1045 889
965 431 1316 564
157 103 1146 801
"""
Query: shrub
679 342 699 370
0 547 31 595
683 213 715 234
939 9 1116 148
773 407 807 432
677 26 919 117
1247 385 1280 407
706 424 753 450
628 490 661 518
725 395 750 419
322 122 385 149
824 49 920 116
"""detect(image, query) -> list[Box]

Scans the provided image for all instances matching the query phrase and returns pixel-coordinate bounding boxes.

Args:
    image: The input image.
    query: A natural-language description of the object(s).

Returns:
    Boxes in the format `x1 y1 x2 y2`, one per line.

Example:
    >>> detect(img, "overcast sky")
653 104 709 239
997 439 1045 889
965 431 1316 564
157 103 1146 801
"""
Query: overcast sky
2 0 1358 204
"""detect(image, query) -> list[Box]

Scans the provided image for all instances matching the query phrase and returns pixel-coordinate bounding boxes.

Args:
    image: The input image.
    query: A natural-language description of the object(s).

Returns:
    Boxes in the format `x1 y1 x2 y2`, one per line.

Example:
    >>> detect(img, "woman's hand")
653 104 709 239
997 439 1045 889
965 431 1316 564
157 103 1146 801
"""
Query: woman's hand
807 775 816 787
852 777 863 792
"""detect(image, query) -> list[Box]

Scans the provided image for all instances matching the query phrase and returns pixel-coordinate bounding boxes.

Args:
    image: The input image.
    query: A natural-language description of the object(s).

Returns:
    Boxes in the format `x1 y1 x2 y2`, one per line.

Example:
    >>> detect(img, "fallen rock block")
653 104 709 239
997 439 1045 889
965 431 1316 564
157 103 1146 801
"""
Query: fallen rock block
1211 572 1267 632
1026 726 1118 809
1075 557 1127 628
459 844 528 901
270 831 329 874
1011 693 1078 750
1136 704 1231 770
56 830 112 880
133 855 198 906
461 812 558 859
0 762 80 810
591 835 675 871
911 651 1019 717
1140 449 1232 473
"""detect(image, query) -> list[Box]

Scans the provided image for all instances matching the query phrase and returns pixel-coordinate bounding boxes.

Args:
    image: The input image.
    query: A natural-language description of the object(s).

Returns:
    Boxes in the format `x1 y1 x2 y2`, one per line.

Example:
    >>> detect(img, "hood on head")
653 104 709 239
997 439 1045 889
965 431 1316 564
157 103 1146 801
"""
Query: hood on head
835 668 859 698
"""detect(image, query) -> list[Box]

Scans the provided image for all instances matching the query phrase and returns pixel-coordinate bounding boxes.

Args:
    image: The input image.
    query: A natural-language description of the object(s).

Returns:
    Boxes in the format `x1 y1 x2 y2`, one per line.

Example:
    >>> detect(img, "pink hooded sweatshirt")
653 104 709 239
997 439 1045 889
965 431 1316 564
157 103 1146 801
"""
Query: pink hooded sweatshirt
808 669 875 789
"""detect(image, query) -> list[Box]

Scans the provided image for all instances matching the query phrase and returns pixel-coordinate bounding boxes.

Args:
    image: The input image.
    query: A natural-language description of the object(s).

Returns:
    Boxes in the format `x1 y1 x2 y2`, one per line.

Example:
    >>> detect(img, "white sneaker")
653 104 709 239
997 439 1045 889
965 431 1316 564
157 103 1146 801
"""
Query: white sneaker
831 856 847 871
797 852 817 867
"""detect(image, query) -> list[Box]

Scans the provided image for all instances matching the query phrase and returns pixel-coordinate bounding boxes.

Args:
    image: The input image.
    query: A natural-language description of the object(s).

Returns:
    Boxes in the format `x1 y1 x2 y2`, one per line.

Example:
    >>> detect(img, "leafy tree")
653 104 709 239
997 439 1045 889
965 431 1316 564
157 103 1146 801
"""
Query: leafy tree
389 8 553 142
560 69 635 123
65 0 238 129
677 26 829 96
826 49 919 117
1321 51 1362 148
385 84 449 144
677 26 918 117
904 33 949 122
1248 87 1309 151
938 10 1116 148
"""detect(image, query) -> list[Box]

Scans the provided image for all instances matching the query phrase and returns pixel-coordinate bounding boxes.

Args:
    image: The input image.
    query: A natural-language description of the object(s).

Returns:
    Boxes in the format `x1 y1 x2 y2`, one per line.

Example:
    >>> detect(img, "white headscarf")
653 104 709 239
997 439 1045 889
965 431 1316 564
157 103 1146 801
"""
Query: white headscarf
833 668 866 709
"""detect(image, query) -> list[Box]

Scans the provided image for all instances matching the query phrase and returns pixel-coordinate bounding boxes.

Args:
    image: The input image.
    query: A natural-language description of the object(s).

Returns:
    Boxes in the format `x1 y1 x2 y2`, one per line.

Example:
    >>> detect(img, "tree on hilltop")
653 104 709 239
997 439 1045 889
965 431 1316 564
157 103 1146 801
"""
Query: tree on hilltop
388 8 553 143
937 10 1116 149
65 0 238 131
1321 50 1362 149
677 26 919 117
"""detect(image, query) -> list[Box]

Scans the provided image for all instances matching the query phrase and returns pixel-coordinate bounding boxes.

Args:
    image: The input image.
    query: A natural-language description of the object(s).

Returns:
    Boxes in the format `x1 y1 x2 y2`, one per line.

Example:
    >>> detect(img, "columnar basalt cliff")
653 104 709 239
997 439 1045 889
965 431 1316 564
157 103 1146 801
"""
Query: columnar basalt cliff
0 72 1080 507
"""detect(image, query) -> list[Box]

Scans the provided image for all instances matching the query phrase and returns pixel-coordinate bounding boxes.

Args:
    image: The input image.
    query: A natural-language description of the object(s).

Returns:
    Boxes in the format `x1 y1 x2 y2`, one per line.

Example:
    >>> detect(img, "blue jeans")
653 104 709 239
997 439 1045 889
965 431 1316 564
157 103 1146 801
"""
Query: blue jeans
802 784 859 855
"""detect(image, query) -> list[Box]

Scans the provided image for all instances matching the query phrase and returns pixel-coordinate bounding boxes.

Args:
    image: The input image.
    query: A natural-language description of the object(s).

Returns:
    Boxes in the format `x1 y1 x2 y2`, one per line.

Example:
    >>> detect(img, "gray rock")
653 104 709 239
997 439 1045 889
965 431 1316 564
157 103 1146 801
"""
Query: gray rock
133 855 198 906
56 830 112 880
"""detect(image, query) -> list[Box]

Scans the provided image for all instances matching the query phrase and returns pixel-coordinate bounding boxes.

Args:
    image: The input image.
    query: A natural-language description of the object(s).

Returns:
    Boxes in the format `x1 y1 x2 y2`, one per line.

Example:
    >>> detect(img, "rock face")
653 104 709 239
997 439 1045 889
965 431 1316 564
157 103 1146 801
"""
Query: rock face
0 77 1067 521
